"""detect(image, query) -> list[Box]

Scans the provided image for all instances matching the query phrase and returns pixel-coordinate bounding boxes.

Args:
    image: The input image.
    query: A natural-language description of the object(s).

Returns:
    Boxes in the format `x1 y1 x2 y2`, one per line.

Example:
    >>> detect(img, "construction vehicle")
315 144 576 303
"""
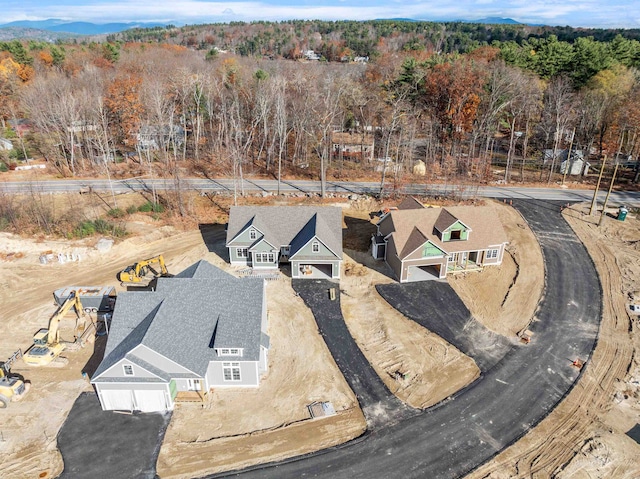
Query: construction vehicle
23 291 87 367
117 254 172 284
0 349 30 408
54 286 116 313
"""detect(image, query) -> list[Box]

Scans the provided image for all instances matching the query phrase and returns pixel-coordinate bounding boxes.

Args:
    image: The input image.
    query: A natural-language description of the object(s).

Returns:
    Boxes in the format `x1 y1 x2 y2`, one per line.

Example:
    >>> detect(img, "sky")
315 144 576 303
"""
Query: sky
2 0 638 29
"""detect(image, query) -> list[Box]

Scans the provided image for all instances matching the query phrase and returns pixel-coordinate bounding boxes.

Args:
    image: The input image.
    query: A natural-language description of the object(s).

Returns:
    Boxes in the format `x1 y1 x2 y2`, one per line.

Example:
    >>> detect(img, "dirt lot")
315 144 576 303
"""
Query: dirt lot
448 201 545 338
469 203 640 479
2 191 634 479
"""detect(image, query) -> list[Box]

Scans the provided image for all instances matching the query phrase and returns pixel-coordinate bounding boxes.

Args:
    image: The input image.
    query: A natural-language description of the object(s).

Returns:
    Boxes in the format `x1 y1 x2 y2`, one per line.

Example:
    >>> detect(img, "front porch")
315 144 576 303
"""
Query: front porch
446 251 483 274
174 391 207 403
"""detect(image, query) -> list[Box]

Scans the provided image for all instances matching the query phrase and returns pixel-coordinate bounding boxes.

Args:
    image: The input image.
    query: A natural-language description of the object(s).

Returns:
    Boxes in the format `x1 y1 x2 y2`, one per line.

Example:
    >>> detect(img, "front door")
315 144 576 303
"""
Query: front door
187 379 202 391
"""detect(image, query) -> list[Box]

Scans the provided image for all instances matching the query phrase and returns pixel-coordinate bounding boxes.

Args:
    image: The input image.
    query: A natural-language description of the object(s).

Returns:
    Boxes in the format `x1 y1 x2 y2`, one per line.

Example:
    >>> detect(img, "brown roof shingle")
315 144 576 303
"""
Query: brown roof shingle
385 205 508 259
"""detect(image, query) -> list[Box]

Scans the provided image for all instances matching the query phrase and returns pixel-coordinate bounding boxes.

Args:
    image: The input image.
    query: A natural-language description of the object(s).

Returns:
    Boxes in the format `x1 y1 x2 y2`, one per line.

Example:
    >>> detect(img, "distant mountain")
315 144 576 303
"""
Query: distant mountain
0 26 78 42
0 19 170 36
377 17 529 26
461 17 522 25
0 19 69 29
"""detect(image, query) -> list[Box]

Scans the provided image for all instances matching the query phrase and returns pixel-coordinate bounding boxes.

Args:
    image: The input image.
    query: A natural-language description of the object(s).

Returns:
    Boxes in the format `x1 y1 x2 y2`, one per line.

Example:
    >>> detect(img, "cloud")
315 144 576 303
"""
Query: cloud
2 0 638 29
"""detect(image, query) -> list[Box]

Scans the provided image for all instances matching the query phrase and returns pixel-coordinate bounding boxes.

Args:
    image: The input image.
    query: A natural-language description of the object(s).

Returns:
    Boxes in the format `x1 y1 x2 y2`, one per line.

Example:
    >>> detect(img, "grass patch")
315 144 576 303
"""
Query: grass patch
72 219 127 238
126 204 138 214
107 207 126 218
138 201 165 213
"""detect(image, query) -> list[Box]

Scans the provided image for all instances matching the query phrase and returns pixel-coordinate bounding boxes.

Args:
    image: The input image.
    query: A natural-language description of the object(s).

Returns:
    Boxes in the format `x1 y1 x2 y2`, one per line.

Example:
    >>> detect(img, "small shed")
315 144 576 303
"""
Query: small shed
545 149 589 175
560 151 589 176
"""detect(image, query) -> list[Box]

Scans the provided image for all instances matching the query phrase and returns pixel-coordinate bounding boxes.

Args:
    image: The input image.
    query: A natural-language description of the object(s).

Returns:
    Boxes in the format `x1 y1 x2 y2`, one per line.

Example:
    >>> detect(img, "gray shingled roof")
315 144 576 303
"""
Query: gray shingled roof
172 259 236 280
93 261 266 381
226 206 343 259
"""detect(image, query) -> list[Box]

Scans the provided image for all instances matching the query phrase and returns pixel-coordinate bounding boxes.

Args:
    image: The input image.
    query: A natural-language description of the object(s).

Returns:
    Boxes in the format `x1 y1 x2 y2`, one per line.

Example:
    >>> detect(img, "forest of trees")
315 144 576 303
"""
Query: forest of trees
1 20 639 216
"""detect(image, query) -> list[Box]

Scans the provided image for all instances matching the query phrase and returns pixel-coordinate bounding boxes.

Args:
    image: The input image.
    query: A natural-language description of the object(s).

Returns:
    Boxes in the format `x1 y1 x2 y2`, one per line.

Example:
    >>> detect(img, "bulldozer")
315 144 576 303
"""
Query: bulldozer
0 349 31 408
23 291 87 367
117 254 172 284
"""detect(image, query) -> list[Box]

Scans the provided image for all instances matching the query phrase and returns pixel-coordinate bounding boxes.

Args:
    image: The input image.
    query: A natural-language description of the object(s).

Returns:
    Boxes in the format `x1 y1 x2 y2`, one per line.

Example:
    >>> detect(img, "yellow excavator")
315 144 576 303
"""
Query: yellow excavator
0 349 30 408
23 291 86 367
117 254 172 284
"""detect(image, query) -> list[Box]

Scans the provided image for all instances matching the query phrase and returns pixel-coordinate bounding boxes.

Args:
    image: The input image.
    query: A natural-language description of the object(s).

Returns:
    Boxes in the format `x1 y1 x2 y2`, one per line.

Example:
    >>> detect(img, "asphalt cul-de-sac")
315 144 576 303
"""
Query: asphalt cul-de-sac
221 199 602 479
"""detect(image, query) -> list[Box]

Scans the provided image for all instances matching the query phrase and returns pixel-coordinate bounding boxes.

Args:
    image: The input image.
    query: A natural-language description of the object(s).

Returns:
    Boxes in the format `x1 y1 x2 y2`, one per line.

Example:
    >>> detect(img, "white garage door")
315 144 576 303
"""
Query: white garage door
134 390 169 412
101 390 134 411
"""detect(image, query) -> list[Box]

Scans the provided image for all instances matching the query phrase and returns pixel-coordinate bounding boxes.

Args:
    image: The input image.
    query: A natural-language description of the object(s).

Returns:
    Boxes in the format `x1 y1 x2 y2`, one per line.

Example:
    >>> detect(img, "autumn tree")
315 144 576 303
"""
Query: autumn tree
421 57 485 162
104 74 144 148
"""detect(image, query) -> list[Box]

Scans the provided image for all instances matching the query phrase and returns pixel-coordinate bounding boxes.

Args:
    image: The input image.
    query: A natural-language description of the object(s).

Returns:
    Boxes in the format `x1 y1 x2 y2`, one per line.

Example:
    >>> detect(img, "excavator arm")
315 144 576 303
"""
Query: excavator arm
47 292 83 345
118 255 171 283
24 292 84 367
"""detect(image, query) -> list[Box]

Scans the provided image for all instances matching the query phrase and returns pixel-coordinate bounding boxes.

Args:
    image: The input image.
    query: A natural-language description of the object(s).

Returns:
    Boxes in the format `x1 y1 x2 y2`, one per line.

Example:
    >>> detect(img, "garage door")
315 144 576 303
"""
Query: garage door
101 390 134 411
134 390 169 412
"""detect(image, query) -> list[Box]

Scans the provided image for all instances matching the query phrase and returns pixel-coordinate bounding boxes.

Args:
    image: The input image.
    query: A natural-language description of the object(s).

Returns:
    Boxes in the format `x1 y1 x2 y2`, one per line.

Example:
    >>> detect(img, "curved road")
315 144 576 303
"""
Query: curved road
214 199 601 479
1 177 639 206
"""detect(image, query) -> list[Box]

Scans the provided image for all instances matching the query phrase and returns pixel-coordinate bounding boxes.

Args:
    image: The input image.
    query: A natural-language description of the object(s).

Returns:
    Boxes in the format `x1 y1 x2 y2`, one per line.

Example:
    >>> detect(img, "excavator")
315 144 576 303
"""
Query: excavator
23 291 87 367
117 254 172 284
0 349 30 408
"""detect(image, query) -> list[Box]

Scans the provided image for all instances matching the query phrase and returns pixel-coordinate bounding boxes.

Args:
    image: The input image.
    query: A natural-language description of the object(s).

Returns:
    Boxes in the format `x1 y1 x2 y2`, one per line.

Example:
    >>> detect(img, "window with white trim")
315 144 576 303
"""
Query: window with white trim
255 252 275 263
312 241 319 253
218 348 243 357
123 364 134 376
236 248 248 258
249 229 257 240
223 362 241 381
486 249 499 259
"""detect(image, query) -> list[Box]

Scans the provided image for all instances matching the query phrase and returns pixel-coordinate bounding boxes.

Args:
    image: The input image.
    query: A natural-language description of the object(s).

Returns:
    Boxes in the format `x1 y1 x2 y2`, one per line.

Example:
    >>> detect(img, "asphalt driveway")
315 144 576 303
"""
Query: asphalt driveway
292 279 414 427
376 281 514 372
56 392 170 479
216 199 602 479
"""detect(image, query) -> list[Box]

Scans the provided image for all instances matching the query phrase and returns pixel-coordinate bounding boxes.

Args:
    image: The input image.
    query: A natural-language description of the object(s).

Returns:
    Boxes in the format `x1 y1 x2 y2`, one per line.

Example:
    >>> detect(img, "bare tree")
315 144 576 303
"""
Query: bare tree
539 75 575 183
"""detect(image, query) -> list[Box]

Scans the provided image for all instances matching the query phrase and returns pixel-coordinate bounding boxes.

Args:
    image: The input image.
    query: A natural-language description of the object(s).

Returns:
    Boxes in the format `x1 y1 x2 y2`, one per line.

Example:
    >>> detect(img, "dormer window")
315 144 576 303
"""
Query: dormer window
249 229 257 240
123 365 134 376
312 241 319 253
217 348 243 357
451 230 462 240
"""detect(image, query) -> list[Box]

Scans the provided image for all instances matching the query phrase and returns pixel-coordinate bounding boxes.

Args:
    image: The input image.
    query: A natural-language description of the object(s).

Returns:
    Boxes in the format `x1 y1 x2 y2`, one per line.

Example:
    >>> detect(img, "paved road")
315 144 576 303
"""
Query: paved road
216 199 601 479
1 177 639 206
292 279 414 428
376 281 514 372
57 392 170 479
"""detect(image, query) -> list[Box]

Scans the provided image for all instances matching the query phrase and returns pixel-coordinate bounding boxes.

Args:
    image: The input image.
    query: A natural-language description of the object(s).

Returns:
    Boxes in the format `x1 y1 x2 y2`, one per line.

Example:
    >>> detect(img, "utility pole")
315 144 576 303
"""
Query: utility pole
589 155 607 216
598 162 619 227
